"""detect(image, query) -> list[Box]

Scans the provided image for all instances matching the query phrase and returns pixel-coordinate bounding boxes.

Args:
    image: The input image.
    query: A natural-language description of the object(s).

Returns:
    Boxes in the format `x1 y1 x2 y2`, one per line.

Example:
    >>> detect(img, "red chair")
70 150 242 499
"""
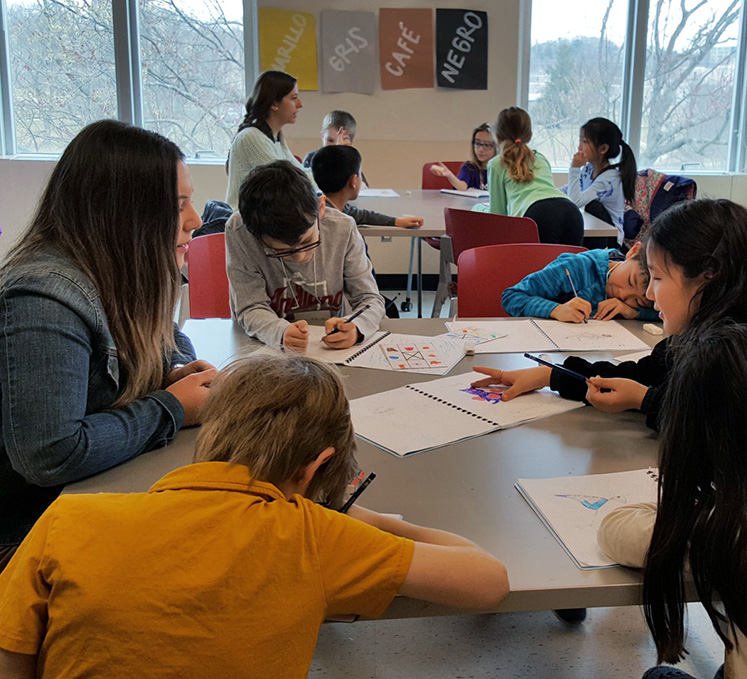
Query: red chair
456 243 588 318
431 209 539 317
187 233 231 319
421 161 464 190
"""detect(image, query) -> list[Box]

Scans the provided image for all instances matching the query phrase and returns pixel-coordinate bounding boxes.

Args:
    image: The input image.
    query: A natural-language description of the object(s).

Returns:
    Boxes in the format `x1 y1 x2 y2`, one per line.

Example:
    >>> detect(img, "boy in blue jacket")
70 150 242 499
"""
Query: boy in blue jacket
502 242 657 322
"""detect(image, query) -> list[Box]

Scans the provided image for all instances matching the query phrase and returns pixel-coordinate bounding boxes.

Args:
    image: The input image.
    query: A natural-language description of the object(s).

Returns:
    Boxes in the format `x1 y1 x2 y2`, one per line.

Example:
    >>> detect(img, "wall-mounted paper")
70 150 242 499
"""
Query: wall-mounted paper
379 9 434 90
321 11 377 94
259 9 318 90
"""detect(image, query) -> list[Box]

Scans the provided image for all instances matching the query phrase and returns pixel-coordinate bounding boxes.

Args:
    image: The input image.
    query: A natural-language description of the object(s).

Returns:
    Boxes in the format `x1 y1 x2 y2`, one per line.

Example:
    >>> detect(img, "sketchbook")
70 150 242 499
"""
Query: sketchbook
445 319 649 354
516 469 659 569
440 188 490 198
349 373 583 457
302 326 464 375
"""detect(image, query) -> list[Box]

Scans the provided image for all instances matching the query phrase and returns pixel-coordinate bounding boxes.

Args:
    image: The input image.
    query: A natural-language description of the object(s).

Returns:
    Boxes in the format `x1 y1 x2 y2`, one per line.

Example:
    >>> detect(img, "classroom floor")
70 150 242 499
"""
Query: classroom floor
311 604 723 678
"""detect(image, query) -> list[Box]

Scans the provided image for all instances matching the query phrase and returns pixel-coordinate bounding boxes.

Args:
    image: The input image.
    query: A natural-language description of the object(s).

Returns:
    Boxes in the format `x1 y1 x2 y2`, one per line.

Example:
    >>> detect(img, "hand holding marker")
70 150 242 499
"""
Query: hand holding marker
565 268 588 324
325 304 370 337
523 353 588 383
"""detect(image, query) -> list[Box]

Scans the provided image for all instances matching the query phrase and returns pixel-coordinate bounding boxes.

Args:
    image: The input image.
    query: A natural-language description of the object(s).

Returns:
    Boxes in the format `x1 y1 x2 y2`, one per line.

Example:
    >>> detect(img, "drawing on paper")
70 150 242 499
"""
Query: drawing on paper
445 326 507 344
555 493 627 526
460 386 503 403
381 343 446 370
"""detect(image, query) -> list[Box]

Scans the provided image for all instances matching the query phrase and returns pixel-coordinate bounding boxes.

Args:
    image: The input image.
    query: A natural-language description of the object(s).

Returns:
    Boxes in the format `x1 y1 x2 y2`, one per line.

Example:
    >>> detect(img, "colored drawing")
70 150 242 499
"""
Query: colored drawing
381 342 448 370
460 386 503 403
556 494 611 511
555 493 627 527
444 326 507 344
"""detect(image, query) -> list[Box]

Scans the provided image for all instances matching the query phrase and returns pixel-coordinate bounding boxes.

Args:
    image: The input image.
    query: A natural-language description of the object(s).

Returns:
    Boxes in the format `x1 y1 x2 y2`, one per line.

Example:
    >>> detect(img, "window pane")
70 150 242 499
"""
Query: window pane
7 0 117 154
139 0 245 160
641 0 741 171
528 0 628 168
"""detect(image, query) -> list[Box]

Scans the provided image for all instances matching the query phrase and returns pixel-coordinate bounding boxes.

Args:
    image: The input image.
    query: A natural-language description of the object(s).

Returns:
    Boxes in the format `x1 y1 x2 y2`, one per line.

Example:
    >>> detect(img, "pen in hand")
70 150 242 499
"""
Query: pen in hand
339 472 376 513
523 353 589 383
565 268 588 324
325 304 371 337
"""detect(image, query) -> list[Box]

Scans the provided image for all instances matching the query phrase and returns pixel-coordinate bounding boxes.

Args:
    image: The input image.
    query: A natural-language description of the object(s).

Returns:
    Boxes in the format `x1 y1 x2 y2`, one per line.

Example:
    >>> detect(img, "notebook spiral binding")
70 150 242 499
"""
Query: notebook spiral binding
646 469 660 483
343 331 391 364
530 319 559 349
405 385 502 427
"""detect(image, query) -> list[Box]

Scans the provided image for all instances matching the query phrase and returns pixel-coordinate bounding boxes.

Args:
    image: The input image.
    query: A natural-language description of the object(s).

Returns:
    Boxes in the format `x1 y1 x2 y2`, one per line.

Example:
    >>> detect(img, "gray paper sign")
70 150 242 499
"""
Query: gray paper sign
321 11 377 94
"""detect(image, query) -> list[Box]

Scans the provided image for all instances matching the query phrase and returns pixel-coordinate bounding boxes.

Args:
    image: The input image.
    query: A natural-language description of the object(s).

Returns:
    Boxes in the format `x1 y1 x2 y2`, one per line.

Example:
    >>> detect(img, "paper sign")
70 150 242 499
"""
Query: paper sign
379 8 434 90
259 9 318 90
321 11 377 94
436 9 488 90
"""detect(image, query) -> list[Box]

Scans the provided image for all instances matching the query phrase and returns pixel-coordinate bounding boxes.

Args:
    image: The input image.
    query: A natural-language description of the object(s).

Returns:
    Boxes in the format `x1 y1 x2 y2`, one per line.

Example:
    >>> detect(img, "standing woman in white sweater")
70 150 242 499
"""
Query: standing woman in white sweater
226 70 309 208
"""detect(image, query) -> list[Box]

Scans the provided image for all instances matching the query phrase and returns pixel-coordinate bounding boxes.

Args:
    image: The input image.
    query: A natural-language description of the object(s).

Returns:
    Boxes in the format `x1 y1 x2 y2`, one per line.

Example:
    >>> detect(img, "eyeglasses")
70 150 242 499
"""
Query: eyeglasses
262 217 321 258
473 141 496 150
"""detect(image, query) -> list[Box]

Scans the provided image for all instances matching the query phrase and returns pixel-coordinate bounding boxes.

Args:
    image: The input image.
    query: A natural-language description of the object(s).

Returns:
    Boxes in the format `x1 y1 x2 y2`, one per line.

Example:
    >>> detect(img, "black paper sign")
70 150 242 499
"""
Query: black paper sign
435 9 488 90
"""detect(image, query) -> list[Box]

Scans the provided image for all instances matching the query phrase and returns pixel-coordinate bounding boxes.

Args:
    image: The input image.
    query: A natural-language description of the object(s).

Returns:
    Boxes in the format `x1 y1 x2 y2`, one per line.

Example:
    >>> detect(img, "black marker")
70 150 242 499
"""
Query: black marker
325 304 371 337
523 353 588 383
340 472 376 513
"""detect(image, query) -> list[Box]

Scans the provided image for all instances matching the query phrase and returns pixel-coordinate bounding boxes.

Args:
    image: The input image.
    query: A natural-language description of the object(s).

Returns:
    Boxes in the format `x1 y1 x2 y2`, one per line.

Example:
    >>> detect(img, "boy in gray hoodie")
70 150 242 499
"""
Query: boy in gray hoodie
225 160 385 351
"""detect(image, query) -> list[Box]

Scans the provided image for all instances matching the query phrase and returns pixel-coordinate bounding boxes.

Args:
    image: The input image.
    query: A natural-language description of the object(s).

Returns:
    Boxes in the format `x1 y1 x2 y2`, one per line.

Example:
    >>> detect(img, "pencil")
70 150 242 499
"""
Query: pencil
325 304 371 337
565 268 588 323
523 353 588 383
340 472 376 513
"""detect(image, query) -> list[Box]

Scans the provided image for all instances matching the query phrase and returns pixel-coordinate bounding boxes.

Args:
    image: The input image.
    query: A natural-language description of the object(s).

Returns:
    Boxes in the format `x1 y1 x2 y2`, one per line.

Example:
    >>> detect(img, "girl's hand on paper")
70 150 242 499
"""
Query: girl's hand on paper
395 216 424 229
594 298 638 321
164 359 216 387
550 298 591 323
166 367 217 427
471 366 552 401
586 376 648 412
323 317 358 349
283 320 309 352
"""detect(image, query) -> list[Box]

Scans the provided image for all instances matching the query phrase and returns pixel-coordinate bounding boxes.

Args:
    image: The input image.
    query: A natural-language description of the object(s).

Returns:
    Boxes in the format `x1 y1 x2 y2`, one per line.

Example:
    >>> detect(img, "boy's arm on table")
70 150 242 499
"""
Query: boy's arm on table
348 506 509 611
342 228 386 342
343 203 396 226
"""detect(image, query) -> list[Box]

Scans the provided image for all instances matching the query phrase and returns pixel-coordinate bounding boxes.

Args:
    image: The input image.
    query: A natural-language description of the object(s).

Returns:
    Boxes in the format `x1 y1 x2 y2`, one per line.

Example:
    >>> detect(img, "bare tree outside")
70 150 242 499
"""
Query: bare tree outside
8 0 245 157
528 0 740 171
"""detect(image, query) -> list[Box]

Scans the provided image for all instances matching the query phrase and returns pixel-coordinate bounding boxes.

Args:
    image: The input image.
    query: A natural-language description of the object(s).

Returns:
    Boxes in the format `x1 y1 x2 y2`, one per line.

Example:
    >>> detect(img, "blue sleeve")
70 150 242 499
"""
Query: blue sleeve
0 292 185 488
637 306 660 321
171 323 198 367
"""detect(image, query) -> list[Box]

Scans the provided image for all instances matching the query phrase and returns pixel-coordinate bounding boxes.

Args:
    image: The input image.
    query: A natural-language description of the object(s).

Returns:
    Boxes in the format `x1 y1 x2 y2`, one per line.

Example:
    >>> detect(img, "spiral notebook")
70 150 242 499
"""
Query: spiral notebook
445 319 650 354
350 373 583 456
302 327 464 375
516 469 659 569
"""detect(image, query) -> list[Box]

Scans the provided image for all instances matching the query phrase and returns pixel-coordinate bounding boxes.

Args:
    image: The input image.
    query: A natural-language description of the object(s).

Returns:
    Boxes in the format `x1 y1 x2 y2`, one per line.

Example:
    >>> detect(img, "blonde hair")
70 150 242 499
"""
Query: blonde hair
495 106 535 183
194 353 358 508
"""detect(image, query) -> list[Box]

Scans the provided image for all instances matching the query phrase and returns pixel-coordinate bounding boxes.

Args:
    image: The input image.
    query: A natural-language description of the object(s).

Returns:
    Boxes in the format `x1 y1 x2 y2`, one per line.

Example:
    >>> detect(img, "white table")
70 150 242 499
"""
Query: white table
65 317 667 617
354 190 618 317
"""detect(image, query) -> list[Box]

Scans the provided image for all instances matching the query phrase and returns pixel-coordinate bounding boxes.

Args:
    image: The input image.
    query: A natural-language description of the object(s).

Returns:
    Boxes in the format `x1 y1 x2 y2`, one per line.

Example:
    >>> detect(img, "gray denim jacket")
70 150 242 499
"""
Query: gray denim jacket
0 248 195 545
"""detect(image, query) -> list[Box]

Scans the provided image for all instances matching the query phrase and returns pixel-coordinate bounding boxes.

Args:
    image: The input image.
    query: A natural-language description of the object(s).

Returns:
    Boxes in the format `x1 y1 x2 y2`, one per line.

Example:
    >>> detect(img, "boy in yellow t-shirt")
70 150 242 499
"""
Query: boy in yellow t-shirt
0 353 508 679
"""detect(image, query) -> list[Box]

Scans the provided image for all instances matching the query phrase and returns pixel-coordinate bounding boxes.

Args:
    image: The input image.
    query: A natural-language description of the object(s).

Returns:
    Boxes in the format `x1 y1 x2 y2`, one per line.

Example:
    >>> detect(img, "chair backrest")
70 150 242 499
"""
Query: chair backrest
444 208 540 261
187 233 231 319
421 161 464 190
457 243 588 318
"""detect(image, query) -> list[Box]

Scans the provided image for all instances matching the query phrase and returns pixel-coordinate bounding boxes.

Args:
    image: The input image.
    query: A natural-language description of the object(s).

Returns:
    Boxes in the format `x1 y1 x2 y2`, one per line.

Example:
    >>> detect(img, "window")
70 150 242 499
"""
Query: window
139 0 245 159
527 0 628 168
7 0 117 154
527 0 746 172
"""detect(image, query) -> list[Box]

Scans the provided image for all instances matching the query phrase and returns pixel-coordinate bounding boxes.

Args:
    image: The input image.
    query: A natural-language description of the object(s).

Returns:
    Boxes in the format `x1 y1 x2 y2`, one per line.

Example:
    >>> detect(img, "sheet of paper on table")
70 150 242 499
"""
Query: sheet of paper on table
356 188 400 198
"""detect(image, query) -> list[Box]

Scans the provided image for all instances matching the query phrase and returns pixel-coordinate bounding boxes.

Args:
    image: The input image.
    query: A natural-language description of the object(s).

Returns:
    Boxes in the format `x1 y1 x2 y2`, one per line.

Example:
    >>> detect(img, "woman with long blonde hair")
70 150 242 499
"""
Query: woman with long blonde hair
0 120 215 569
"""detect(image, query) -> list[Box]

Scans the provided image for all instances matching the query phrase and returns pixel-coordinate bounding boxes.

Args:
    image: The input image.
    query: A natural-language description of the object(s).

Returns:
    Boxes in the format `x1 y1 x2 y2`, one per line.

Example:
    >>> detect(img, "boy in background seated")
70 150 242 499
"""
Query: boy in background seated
303 110 369 185
0 354 510 679
312 145 423 229
225 160 385 351
502 242 658 322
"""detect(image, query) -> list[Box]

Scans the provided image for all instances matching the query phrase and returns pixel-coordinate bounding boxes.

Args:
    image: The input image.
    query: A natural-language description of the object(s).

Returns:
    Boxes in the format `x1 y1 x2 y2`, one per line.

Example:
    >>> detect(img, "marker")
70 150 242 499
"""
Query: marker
340 472 376 513
565 268 588 324
523 353 588 383
325 304 371 337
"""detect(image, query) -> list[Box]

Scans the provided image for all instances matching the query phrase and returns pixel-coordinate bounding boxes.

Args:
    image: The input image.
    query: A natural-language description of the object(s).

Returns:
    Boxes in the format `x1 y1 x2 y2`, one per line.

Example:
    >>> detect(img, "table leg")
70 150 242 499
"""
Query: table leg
417 237 423 318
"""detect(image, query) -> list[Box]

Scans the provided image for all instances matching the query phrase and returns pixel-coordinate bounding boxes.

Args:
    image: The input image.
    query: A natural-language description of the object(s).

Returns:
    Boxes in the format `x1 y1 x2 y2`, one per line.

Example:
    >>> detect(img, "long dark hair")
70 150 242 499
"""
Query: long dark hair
645 199 747 338
237 70 297 134
495 107 535 183
643 322 747 663
2 120 184 406
580 117 637 203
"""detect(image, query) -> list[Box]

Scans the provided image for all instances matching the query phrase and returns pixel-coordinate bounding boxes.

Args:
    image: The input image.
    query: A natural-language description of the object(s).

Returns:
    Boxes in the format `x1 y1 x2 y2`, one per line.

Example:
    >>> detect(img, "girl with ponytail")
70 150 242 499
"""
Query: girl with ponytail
489 107 584 246
562 117 638 246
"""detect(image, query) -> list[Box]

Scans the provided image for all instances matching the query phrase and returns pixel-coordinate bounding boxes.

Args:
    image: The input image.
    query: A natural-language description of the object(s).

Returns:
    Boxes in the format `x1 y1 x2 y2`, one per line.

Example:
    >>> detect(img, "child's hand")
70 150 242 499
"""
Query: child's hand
594 298 639 321
335 127 352 146
166 367 217 427
164 359 217 387
550 298 591 323
283 320 309 352
395 216 424 228
571 151 586 167
323 317 358 349
429 162 450 177
471 366 552 401
586 376 648 412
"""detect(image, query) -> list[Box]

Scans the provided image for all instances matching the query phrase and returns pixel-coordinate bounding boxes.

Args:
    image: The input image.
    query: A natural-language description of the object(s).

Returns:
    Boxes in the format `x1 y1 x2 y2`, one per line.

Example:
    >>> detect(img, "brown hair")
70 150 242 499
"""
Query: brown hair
2 120 183 407
495 106 535 183
194 353 358 509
